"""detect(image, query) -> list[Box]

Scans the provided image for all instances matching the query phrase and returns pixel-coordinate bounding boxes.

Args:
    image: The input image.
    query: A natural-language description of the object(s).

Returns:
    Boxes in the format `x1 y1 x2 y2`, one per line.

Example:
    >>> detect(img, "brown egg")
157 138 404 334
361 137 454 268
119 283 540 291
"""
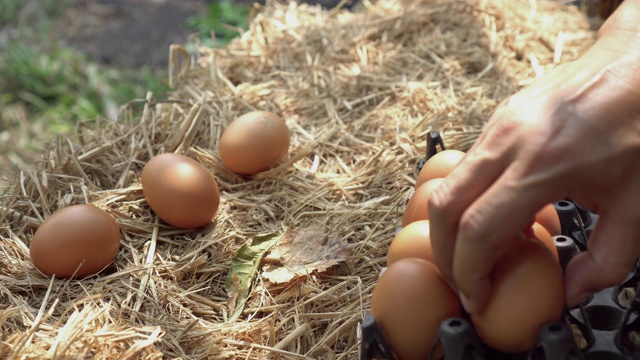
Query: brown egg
471 239 564 353
402 178 443 226
371 258 461 360
416 149 465 188
387 220 434 266
531 222 558 259
142 153 220 229
219 111 290 175
30 204 120 279
535 203 561 236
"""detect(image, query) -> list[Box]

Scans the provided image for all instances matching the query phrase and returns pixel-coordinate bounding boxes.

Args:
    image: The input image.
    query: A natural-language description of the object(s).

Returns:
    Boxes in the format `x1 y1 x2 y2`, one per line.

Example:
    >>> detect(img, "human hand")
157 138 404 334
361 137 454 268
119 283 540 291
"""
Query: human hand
428 0 640 313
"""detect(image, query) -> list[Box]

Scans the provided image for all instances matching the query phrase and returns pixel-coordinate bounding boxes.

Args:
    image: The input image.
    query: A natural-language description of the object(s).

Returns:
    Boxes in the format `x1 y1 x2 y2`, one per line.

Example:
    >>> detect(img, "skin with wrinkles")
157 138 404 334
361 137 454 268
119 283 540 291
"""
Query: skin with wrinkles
428 0 640 314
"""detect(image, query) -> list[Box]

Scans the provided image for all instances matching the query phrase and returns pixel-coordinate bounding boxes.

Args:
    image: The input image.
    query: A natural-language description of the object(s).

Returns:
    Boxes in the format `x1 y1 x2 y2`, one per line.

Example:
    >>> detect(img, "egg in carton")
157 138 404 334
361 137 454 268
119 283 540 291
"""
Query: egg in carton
360 131 640 359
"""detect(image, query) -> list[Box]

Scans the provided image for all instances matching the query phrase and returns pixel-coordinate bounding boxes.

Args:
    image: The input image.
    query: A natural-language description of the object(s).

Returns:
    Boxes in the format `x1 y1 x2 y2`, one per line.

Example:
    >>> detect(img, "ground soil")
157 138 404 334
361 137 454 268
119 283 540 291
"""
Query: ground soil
57 0 210 68
57 0 357 68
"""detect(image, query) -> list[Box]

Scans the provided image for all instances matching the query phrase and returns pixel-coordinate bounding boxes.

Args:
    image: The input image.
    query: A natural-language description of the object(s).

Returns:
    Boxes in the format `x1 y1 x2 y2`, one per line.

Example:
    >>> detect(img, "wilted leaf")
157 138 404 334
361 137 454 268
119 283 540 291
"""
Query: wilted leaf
261 227 354 284
226 274 240 314
225 233 279 322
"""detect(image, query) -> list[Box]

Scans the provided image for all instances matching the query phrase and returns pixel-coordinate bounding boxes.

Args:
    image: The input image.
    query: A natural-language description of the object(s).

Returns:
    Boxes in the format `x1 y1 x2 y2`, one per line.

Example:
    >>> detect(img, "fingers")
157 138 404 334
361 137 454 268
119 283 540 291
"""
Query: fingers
430 105 561 313
565 189 640 307
450 173 551 313
429 107 528 281
429 110 541 314
428 146 509 282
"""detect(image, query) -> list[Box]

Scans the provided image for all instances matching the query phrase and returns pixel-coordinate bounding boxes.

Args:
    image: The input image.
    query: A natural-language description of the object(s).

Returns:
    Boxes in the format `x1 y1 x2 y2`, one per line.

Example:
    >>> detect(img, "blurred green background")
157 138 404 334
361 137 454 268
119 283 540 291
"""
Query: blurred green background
0 0 252 177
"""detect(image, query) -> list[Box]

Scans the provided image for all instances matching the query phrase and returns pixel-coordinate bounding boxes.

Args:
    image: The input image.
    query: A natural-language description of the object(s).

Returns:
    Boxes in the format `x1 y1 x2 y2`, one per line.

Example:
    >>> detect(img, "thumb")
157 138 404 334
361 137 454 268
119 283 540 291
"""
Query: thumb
565 198 640 307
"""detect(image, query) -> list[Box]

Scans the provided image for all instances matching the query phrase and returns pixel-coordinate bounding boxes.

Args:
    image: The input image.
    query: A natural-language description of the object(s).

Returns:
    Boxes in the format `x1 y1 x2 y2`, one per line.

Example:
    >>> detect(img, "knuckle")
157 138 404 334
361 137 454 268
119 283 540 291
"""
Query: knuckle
458 210 485 241
428 182 454 218
489 115 522 139
488 96 554 141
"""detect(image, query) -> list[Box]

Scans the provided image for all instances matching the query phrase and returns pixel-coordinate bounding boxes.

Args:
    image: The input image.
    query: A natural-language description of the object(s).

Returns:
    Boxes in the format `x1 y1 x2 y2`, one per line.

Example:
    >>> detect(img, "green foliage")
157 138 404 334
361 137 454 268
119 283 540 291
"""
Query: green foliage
0 0 173 171
0 43 169 127
0 0 74 27
187 0 251 47
1 44 100 122
112 66 169 106
0 39 170 170
0 0 23 25
225 233 279 322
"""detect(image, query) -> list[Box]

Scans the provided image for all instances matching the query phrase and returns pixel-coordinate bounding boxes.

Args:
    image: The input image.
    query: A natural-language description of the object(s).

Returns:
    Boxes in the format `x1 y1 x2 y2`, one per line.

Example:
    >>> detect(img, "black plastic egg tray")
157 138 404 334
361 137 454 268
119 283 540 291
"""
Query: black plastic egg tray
360 131 640 360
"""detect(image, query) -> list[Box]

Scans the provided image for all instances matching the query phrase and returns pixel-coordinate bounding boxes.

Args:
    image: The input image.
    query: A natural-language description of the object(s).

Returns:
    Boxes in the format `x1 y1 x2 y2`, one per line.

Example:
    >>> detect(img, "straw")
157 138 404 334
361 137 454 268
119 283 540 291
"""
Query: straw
0 0 594 358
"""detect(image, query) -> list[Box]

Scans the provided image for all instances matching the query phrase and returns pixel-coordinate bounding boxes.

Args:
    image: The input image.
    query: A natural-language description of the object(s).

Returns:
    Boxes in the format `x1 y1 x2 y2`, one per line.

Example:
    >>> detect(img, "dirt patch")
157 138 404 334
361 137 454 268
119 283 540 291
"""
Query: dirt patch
57 0 208 68
57 0 358 68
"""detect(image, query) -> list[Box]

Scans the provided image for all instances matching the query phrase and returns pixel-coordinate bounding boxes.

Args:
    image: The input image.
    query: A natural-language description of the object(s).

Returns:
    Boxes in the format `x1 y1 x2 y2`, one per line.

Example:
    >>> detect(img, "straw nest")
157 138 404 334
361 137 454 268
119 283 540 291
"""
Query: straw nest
1 0 596 358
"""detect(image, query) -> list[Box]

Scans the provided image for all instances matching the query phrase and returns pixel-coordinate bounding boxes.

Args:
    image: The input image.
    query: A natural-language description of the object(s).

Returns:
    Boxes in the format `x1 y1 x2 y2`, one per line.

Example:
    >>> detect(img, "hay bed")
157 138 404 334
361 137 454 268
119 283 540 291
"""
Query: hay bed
1 0 596 359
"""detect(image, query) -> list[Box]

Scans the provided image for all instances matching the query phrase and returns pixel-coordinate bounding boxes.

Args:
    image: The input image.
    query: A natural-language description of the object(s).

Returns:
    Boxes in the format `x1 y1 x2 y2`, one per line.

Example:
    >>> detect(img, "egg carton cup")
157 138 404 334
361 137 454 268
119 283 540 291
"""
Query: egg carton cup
360 313 584 360
361 200 640 360
361 131 640 359
416 130 447 172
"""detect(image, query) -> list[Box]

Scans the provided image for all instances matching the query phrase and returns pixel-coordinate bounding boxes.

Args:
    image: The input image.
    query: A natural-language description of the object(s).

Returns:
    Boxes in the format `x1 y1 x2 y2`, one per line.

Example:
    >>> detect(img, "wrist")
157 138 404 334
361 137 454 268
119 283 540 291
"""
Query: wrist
583 0 640 74
598 0 640 38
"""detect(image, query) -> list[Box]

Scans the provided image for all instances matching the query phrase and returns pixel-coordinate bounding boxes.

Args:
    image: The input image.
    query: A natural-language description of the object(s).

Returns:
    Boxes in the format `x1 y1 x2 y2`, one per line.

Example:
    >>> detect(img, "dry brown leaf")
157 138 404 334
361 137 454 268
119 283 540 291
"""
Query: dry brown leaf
261 227 354 284
226 274 240 315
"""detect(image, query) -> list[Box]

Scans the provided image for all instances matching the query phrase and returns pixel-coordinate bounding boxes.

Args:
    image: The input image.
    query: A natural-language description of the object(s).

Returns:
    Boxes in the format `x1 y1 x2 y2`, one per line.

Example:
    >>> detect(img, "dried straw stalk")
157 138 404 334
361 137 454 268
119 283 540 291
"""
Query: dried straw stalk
1 0 595 358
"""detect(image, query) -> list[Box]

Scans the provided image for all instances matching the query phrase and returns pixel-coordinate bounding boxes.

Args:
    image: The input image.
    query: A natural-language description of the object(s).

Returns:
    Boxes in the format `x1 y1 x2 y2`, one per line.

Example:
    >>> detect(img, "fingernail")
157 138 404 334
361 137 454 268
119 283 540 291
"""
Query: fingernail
459 292 478 314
